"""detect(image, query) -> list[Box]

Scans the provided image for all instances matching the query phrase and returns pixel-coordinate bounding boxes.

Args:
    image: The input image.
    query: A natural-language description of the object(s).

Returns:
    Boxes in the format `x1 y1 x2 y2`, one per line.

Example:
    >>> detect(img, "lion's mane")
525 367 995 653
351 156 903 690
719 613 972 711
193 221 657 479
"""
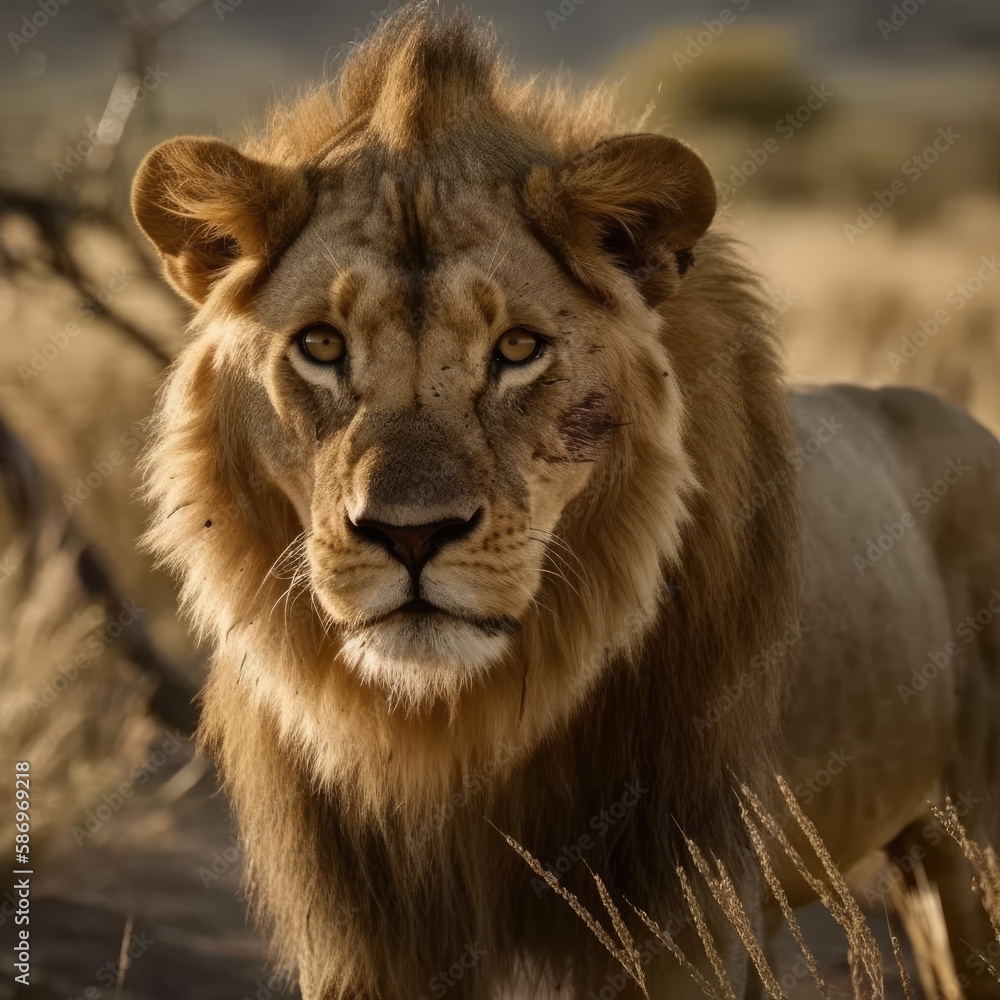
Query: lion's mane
139 5 800 995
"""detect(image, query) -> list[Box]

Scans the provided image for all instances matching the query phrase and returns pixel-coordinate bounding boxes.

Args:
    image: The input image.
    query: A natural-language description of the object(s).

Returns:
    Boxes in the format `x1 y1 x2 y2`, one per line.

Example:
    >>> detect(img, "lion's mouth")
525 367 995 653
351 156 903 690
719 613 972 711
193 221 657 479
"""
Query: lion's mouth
396 598 440 615
359 598 519 639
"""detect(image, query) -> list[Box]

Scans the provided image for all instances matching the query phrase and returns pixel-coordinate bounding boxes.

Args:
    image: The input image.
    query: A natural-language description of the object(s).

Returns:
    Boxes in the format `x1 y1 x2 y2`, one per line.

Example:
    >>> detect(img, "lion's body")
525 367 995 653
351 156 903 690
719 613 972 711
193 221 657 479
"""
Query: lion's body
789 386 1000 869
783 385 1000 979
130 5 1000 998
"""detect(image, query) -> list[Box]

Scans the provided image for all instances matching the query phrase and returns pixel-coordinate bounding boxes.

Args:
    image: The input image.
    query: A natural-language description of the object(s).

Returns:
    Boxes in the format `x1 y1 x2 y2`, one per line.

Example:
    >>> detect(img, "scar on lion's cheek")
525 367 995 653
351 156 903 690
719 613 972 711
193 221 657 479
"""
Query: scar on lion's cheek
559 393 618 462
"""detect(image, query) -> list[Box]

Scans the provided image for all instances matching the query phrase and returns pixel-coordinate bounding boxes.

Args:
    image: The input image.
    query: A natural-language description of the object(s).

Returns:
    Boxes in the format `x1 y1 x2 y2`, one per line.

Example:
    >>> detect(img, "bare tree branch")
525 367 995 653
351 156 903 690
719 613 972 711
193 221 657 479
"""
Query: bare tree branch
0 409 198 734
0 188 175 366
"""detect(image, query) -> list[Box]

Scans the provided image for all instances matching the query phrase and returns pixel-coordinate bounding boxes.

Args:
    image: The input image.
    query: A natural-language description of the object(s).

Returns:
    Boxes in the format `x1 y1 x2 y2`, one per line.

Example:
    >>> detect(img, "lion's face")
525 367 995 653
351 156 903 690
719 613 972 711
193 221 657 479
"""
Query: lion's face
243 187 611 701
133 126 716 708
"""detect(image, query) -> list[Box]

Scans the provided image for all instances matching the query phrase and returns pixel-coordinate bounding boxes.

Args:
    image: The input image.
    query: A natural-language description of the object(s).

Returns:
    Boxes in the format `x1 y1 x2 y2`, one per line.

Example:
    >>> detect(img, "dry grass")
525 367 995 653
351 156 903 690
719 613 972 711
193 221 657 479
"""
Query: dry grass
744 198 1000 442
0 208 191 857
933 800 1000 941
0 519 157 853
932 799 1000 985
740 795 833 1000
494 823 650 994
890 862 960 1000
683 837 781 1000
501 775 1000 1000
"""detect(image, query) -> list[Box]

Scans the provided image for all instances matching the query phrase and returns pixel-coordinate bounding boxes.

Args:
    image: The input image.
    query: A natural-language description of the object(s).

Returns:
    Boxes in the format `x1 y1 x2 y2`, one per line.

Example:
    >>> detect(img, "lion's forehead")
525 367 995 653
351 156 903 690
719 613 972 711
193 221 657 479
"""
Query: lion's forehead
255 183 573 357
313 161 523 263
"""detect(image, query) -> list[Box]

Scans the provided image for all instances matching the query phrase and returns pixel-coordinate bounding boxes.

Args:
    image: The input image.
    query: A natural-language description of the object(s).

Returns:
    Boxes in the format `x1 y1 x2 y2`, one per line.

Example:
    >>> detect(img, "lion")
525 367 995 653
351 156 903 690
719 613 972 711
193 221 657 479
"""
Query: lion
130 4 1000 998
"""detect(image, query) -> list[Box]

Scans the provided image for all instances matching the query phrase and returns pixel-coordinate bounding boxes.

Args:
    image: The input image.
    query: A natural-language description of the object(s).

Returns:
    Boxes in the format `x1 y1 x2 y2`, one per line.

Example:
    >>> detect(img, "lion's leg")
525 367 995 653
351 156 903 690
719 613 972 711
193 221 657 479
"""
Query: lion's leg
888 816 1000 1000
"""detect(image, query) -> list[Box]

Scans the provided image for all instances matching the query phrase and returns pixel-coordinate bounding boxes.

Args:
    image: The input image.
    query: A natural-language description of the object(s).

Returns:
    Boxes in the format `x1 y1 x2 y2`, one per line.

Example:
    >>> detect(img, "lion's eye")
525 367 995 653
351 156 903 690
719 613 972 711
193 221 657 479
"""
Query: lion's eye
494 328 543 364
299 325 346 363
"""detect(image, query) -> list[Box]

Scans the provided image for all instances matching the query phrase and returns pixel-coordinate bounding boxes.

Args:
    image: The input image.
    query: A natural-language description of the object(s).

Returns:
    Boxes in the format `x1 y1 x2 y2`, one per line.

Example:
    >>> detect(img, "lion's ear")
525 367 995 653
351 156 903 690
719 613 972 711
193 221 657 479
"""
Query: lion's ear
524 133 717 305
131 136 313 305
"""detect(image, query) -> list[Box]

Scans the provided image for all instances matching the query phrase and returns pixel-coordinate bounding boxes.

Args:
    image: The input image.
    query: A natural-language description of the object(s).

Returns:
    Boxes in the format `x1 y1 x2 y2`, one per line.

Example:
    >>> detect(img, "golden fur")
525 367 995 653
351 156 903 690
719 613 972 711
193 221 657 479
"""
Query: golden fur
130 4 1000 998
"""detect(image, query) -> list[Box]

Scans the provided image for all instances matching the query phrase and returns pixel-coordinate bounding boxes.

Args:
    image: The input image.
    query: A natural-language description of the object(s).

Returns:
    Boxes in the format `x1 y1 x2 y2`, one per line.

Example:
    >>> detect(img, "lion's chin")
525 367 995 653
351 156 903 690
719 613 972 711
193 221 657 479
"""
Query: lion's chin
338 608 512 709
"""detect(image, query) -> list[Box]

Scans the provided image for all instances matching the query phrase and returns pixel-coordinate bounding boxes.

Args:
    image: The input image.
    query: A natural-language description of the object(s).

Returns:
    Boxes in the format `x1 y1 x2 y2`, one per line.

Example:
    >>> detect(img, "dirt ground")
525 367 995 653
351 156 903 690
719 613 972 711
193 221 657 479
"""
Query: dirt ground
1 741 294 1000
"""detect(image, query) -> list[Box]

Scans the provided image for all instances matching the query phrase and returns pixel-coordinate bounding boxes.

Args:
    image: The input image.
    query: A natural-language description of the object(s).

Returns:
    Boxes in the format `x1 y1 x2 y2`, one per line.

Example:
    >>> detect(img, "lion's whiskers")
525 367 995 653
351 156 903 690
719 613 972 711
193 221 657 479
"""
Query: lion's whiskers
269 579 301 621
526 529 590 603
533 564 581 601
485 218 511 280
532 542 585 593
258 533 312 627
281 558 312 632
316 233 342 272
527 526 587 580
309 590 337 641
254 531 309 606
511 576 558 621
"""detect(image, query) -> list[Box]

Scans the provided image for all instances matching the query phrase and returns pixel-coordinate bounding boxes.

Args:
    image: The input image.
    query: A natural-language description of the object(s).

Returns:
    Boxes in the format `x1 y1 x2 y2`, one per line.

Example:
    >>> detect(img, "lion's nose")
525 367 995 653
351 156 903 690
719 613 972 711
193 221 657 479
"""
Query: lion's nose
349 511 480 583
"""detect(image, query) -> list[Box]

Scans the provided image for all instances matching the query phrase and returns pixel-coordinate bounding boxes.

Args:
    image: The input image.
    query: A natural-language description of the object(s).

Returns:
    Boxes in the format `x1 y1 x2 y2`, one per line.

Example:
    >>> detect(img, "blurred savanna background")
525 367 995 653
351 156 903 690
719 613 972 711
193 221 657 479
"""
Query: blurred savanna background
0 0 998 997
